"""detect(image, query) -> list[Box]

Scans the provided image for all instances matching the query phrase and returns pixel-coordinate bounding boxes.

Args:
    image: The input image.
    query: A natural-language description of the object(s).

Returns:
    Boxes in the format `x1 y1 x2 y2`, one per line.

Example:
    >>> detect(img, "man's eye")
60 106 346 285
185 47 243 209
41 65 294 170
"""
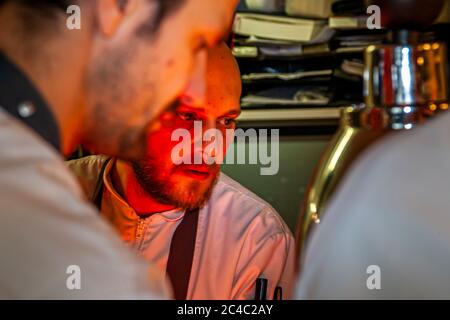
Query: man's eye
178 112 196 121
219 118 236 128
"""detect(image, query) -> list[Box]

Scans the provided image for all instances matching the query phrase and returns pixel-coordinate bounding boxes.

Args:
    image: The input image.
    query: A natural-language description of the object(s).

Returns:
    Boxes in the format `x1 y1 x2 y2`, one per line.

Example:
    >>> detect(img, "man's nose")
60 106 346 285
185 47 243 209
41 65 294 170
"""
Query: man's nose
180 50 207 107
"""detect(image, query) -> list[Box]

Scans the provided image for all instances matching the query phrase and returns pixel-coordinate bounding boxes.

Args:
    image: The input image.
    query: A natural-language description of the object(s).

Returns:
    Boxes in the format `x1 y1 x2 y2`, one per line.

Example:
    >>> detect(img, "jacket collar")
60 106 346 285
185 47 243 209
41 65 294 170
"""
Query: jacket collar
0 52 60 151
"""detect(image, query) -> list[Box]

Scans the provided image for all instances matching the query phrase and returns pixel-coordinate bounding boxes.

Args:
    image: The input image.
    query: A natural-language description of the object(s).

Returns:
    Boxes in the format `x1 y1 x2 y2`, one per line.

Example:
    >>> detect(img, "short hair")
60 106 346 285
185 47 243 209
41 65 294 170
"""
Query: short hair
0 0 186 34
0 0 70 11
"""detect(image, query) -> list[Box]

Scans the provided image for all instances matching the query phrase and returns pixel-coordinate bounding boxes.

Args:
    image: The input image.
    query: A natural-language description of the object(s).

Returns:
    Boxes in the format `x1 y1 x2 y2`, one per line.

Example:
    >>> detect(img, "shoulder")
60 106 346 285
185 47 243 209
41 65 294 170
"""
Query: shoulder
310 113 450 244
0 110 83 196
66 154 111 176
0 108 166 299
66 155 111 199
346 112 450 191
298 113 450 298
208 173 293 240
321 111 450 222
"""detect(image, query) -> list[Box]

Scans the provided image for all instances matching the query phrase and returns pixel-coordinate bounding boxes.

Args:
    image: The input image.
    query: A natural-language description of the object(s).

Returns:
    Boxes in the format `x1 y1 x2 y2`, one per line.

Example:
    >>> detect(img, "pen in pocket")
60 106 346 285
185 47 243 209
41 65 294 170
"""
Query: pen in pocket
254 278 267 300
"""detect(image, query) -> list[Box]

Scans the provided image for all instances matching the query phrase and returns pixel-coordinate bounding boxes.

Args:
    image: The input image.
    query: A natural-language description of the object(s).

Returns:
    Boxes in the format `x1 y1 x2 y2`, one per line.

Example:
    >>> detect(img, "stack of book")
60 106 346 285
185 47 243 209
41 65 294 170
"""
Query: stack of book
233 0 388 110
233 13 335 59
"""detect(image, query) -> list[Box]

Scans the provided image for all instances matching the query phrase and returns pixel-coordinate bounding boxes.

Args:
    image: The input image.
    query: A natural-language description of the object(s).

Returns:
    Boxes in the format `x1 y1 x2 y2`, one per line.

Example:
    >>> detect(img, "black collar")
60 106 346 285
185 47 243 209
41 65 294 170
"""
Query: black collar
0 52 60 151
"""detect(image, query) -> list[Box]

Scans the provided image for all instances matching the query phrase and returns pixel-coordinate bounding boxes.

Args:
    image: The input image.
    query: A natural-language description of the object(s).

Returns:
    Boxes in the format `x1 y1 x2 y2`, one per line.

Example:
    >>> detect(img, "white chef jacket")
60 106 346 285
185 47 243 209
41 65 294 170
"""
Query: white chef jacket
68 156 295 300
296 111 450 299
0 109 168 299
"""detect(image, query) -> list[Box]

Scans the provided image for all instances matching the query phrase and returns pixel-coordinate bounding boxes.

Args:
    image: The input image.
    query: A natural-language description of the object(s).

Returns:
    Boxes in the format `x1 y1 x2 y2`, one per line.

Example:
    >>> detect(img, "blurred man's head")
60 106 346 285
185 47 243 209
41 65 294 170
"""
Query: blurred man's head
0 0 238 158
131 43 241 210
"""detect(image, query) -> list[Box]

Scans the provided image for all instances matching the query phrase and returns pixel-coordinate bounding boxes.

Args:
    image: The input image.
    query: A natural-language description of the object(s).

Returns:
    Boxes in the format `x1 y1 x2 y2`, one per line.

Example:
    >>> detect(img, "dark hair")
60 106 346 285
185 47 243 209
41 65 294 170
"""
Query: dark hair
0 0 70 10
0 0 72 27
0 0 186 34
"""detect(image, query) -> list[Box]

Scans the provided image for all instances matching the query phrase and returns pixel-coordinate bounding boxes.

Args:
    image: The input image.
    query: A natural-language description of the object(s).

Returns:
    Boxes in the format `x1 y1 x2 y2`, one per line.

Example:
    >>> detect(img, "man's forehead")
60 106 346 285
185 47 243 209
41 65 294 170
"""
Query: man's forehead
177 104 240 116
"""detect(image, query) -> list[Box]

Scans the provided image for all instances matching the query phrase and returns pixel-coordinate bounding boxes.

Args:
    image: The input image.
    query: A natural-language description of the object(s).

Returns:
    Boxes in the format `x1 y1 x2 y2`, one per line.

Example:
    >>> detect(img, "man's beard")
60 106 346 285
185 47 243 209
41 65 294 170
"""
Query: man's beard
132 160 219 211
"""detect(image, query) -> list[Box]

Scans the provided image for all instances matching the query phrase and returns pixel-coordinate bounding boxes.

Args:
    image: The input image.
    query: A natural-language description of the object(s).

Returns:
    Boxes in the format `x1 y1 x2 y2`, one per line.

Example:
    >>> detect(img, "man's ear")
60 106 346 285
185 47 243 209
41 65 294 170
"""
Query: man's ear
96 0 137 36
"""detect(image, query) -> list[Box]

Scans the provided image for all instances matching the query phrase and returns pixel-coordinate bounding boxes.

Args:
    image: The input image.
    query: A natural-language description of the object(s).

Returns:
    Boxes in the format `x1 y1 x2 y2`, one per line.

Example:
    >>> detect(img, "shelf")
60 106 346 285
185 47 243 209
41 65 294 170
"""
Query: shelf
236 107 342 131
238 107 341 122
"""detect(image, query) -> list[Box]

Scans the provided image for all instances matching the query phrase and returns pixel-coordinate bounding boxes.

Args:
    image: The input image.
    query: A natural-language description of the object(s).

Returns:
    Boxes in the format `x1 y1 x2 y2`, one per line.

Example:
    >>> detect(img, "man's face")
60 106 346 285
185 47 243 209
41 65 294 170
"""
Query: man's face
82 0 238 161
132 44 241 210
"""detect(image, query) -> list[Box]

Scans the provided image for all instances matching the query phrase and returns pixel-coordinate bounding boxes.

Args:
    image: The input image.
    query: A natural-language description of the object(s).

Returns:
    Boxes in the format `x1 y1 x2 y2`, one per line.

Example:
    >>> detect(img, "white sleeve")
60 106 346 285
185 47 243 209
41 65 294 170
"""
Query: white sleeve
295 138 450 299
0 155 169 299
231 209 295 300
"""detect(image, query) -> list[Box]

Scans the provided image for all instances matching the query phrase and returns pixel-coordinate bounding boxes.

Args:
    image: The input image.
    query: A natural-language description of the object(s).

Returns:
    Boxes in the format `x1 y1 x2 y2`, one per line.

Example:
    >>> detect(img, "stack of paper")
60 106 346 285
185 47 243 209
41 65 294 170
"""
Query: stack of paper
232 0 388 110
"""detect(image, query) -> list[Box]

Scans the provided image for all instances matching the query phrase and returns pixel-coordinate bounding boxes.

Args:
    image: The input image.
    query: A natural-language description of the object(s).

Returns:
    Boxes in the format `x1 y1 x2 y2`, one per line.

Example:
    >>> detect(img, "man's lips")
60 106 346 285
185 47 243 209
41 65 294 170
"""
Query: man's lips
177 165 213 180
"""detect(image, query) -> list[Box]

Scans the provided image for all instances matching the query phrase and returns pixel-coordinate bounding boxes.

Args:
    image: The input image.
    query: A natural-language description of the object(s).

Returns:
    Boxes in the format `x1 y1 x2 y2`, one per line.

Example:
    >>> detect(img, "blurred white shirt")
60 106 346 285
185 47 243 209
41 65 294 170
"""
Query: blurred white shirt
0 110 168 299
296 111 450 299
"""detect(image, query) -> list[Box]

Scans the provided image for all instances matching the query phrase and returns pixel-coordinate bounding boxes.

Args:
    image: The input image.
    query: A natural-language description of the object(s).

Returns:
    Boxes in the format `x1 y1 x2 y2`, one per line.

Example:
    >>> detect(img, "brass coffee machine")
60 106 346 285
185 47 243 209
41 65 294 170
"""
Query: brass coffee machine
296 0 449 271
